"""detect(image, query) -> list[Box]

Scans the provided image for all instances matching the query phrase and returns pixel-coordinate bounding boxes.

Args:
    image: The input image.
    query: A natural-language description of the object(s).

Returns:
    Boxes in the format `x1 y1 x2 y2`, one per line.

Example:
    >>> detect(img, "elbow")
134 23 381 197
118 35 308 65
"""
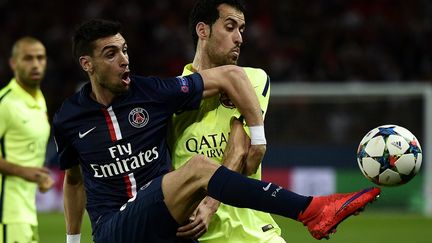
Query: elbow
225 65 246 81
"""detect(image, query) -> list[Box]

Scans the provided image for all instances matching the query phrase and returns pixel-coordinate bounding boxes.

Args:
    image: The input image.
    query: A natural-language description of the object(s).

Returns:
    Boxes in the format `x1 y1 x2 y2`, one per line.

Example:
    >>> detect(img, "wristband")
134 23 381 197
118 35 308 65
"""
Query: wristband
67 234 81 243
249 125 266 145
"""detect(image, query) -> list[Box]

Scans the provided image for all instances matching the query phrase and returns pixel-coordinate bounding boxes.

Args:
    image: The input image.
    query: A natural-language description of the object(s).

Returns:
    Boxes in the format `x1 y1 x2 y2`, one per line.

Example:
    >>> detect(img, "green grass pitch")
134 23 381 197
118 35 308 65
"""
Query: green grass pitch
38 211 432 243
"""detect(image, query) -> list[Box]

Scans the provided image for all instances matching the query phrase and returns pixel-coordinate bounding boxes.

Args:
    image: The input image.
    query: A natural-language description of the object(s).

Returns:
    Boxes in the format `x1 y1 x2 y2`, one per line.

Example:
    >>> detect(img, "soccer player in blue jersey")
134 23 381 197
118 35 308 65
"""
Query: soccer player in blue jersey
54 19 380 243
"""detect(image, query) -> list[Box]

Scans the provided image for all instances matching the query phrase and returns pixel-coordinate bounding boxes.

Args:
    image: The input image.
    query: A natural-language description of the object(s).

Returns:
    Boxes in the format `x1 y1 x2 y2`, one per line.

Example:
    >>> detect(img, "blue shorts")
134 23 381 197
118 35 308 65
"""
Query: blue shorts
93 175 197 243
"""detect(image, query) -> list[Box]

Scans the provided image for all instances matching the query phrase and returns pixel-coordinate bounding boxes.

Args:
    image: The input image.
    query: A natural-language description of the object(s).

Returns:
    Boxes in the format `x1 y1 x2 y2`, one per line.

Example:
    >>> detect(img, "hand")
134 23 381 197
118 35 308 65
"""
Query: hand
176 198 219 239
38 173 55 193
244 144 266 176
18 166 50 183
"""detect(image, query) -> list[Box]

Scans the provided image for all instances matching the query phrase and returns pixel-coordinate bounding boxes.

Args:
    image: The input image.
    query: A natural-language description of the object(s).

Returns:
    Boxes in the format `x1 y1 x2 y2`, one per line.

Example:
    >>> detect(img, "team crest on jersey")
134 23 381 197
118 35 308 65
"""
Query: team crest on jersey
128 107 149 128
176 76 189 93
220 93 236 109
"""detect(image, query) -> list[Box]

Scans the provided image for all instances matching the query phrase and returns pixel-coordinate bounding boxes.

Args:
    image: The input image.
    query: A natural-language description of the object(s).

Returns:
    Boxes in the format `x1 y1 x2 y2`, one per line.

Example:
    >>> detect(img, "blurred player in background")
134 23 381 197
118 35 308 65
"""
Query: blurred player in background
0 37 54 243
56 19 380 243
168 0 285 242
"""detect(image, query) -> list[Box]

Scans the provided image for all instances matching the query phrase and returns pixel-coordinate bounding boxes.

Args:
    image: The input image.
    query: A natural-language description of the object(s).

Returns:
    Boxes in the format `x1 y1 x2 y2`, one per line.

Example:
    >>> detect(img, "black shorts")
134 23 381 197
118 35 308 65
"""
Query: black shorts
93 175 197 243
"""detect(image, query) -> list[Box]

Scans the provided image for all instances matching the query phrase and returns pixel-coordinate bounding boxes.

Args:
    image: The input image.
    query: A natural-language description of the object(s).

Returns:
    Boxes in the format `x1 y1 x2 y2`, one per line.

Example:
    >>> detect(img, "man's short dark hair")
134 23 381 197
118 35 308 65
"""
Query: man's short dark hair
72 19 122 61
189 0 246 48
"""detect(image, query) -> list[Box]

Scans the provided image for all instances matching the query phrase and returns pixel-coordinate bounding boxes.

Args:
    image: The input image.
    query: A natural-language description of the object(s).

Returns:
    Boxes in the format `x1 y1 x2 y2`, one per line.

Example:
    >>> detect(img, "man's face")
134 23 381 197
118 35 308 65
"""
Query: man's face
87 33 131 94
205 4 245 66
10 42 47 88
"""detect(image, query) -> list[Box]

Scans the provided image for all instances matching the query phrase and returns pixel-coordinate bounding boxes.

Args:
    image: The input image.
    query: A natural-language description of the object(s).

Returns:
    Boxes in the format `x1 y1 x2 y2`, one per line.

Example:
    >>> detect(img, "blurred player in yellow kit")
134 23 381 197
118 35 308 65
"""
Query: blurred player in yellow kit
0 37 54 243
168 1 285 242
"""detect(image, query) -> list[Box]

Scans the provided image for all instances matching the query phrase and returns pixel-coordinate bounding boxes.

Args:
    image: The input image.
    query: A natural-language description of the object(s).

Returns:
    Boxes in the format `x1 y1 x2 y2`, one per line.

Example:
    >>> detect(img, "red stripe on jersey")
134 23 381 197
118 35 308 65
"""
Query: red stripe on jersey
102 108 117 142
123 174 133 198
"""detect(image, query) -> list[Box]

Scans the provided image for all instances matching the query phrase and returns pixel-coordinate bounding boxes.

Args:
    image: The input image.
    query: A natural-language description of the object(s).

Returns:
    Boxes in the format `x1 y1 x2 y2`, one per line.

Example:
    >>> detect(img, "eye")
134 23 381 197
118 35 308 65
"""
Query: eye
23 55 33 61
106 52 115 58
226 24 234 31
37 55 46 61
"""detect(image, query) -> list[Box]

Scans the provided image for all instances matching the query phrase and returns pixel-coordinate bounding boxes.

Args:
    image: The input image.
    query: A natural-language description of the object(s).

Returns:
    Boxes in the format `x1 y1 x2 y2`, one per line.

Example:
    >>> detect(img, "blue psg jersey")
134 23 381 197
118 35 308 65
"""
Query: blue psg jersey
53 74 203 229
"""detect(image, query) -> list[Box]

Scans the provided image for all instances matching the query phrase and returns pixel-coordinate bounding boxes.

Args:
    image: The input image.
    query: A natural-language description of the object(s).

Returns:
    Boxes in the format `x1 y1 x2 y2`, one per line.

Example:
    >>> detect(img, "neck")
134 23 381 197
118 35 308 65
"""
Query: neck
192 47 217 71
90 82 115 106
15 78 39 98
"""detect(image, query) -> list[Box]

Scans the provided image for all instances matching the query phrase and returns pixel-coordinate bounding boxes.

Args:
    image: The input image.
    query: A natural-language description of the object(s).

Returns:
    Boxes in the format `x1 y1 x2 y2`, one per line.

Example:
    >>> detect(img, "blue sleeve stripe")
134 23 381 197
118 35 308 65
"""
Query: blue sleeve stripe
0 89 11 103
0 174 5 222
262 75 270 97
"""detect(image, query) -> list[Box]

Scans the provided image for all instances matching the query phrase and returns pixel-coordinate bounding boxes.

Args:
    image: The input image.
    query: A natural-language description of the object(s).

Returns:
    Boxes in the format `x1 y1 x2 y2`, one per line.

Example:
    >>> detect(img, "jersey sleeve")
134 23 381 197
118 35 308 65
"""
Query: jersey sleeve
53 112 79 170
144 73 204 113
0 100 10 143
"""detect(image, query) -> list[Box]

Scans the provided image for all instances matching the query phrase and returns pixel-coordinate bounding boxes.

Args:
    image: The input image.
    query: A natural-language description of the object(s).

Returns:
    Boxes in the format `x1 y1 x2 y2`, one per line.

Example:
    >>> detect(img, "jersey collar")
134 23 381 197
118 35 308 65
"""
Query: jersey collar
9 78 45 109
182 64 195 76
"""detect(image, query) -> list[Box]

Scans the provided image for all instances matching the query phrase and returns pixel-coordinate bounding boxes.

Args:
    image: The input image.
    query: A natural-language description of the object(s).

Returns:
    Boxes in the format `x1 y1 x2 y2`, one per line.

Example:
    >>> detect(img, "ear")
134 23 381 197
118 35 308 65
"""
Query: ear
196 22 210 40
79 56 93 74
8 58 16 72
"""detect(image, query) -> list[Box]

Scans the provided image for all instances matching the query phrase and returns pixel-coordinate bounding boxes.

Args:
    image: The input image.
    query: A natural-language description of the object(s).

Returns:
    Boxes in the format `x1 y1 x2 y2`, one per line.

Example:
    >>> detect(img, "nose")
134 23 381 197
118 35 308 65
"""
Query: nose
32 56 45 69
234 29 243 46
120 52 129 67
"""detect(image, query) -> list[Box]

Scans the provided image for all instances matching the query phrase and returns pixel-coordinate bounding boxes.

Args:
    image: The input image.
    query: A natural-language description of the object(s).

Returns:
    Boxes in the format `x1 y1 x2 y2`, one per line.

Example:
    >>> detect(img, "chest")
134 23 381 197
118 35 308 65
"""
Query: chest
8 102 50 140
71 103 171 163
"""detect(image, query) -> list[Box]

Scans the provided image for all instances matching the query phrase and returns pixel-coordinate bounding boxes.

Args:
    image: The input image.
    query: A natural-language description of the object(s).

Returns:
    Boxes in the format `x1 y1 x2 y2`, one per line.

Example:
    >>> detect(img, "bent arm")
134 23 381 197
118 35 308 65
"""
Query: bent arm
64 165 86 235
226 119 265 176
0 157 51 182
222 118 249 173
198 65 263 127
202 118 250 208
177 118 250 239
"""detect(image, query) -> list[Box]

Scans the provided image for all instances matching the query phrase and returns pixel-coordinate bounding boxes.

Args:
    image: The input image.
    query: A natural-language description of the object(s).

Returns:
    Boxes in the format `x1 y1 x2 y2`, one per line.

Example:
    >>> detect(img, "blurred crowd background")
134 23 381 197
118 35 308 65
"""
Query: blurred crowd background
1 0 432 119
1 0 429 213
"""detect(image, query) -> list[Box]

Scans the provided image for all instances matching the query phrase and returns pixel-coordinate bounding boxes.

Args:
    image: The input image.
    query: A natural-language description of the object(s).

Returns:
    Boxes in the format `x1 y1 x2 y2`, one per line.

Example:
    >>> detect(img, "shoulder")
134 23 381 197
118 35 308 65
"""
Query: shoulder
0 86 13 103
130 74 172 90
0 85 19 110
242 67 270 92
242 67 268 85
53 91 81 127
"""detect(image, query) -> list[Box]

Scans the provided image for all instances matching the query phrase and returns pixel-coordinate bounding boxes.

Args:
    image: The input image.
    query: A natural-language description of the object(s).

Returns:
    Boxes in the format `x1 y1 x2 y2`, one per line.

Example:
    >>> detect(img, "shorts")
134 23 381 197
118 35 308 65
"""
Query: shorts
93 175 197 243
0 223 39 243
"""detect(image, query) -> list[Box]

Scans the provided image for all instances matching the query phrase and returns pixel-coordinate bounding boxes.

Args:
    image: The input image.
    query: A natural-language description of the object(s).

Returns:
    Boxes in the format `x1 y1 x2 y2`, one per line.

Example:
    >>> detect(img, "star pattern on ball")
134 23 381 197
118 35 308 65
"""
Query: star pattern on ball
377 126 397 136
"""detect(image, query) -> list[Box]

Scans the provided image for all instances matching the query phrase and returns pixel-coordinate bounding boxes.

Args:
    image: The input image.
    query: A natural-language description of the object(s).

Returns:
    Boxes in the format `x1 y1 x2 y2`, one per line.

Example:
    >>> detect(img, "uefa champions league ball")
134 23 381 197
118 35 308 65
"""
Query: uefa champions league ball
357 125 422 186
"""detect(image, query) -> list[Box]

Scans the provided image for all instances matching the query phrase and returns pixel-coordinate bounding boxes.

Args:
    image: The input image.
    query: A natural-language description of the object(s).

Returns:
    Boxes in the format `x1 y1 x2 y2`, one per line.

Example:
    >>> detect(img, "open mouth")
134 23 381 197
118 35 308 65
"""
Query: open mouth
232 47 240 55
121 71 131 85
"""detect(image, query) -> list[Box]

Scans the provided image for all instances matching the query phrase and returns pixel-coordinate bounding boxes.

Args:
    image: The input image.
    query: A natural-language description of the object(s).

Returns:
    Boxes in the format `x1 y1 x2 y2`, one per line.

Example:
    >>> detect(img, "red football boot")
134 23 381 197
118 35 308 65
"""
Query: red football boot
298 187 381 240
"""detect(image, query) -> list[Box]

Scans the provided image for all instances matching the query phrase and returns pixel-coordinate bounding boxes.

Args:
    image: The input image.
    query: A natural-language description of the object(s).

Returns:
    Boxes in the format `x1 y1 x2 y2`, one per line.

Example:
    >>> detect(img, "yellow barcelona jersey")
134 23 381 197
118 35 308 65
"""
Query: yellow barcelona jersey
168 64 284 243
0 79 50 225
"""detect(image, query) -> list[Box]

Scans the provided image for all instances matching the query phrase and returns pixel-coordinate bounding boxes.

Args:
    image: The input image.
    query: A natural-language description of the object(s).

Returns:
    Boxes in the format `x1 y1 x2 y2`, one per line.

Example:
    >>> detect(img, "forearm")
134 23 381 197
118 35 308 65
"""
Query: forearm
0 158 26 177
0 157 49 183
64 167 86 234
222 119 248 173
200 66 263 126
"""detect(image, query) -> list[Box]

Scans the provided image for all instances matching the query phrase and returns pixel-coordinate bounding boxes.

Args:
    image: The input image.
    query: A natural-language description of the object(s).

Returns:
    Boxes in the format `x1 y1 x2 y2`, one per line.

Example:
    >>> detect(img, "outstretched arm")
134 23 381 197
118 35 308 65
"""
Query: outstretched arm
199 65 263 127
64 165 86 240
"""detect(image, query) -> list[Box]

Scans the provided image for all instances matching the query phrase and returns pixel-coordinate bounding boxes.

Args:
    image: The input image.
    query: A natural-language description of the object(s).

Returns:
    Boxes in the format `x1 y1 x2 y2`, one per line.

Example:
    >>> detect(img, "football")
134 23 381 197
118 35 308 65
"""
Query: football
357 125 422 186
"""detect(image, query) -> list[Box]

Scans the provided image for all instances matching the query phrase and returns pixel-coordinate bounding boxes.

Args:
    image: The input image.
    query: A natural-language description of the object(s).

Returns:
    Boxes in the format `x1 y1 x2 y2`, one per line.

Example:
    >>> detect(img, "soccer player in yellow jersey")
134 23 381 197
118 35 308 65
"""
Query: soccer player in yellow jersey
168 1 285 242
0 37 54 243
